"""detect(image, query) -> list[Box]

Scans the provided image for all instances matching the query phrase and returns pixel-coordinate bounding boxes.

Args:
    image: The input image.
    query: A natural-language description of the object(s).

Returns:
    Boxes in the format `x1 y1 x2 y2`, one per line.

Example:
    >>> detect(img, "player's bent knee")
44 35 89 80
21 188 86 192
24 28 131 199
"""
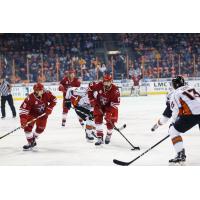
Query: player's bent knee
24 126 33 133
35 126 45 134
106 122 114 130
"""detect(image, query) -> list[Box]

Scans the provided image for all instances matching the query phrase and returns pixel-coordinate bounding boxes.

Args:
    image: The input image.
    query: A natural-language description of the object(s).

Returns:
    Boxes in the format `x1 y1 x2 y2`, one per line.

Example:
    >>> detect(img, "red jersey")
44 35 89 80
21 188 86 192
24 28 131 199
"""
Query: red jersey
19 90 57 119
88 81 120 110
59 77 81 95
132 75 141 86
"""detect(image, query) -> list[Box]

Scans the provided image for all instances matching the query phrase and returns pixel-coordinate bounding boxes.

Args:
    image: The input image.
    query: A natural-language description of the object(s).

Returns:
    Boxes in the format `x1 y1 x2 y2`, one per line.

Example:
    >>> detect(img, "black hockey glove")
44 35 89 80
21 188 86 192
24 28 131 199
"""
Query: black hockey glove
65 99 71 109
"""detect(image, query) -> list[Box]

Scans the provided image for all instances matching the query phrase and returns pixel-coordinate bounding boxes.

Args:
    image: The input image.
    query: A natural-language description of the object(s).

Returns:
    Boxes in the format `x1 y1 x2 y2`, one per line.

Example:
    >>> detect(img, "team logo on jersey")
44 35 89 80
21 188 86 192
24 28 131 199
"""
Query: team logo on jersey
37 104 46 113
100 96 108 105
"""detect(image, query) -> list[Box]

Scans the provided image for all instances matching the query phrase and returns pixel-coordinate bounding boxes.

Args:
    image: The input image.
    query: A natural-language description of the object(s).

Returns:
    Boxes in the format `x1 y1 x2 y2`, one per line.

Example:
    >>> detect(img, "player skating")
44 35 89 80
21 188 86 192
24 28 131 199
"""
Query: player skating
152 76 200 164
88 74 120 146
65 86 95 142
58 69 81 127
19 83 57 150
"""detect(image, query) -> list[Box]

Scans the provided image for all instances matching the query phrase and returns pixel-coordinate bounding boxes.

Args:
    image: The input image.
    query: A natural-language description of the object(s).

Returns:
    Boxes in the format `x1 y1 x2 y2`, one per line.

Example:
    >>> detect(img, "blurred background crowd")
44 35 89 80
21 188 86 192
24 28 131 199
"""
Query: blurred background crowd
0 33 200 83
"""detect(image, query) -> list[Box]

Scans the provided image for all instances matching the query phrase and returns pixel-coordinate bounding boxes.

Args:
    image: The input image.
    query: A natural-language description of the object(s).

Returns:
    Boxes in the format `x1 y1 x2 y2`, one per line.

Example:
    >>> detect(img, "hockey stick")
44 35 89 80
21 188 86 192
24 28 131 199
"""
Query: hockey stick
113 134 170 166
0 113 46 140
112 123 140 150
74 107 137 149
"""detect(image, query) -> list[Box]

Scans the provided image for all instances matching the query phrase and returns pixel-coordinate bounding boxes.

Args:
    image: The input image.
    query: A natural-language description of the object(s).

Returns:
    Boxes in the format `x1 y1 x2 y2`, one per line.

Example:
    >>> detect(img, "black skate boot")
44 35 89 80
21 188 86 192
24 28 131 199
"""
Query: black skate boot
85 130 94 142
95 137 103 146
62 119 66 127
105 134 112 144
23 139 37 151
169 149 186 165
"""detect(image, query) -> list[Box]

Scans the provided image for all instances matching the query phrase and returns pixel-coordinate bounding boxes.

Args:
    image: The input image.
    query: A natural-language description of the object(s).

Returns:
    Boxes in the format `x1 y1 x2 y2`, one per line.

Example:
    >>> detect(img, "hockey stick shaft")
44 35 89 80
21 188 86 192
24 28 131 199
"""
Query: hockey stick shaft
113 134 170 166
0 113 46 140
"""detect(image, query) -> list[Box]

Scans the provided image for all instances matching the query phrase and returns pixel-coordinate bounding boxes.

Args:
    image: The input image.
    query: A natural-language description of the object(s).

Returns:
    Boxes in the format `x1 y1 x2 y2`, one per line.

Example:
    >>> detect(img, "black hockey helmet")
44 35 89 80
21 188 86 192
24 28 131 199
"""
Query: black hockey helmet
172 76 185 89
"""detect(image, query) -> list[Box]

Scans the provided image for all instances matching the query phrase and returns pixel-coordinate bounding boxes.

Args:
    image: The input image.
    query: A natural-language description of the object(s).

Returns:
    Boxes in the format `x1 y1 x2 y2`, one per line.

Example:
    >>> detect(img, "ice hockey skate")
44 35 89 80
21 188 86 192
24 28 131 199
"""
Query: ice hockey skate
169 149 186 165
105 134 111 144
23 140 37 151
62 119 66 127
95 137 104 146
85 130 94 142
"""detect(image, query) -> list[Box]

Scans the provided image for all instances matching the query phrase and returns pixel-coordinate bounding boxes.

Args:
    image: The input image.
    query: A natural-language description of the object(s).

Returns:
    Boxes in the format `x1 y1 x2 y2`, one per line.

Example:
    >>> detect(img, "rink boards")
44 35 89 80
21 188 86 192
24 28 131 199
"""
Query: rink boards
11 79 200 100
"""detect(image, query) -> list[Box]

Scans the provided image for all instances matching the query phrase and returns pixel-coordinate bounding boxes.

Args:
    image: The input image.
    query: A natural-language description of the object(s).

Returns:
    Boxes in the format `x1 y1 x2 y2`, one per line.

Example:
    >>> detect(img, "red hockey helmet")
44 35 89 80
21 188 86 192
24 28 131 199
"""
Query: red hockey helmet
103 74 112 82
103 74 112 91
68 69 76 74
33 83 44 92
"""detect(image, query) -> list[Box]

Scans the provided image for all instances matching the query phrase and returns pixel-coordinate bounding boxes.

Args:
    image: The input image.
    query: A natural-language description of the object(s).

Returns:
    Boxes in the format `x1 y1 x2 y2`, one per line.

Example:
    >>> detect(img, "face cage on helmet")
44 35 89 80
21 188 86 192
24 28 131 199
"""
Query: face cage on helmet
35 90 44 97
103 80 112 90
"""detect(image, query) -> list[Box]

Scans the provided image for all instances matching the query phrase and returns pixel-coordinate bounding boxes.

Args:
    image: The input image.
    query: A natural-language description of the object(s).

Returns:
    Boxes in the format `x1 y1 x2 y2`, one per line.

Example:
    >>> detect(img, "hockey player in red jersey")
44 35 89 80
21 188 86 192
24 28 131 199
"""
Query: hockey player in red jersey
58 69 81 126
88 74 120 146
19 83 57 150
130 66 142 96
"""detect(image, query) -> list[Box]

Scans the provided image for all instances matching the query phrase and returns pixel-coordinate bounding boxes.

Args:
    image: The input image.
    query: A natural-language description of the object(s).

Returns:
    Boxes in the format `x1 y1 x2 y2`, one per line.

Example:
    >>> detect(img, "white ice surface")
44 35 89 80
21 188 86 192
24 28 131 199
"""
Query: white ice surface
0 95 200 166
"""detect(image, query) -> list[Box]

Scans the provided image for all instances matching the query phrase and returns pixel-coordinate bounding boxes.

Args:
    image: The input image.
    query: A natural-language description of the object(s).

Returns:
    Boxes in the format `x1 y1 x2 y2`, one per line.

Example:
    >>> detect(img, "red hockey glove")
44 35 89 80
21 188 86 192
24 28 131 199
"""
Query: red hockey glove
90 98 98 107
58 85 65 92
105 112 112 122
45 107 53 115
20 118 27 129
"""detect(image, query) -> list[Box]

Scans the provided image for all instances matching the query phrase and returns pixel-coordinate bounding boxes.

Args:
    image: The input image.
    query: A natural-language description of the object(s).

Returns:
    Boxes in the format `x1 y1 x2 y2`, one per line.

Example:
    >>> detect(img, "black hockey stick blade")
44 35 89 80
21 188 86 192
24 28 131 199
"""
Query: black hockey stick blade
131 146 140 151
113 135 170 166
113 159 131 166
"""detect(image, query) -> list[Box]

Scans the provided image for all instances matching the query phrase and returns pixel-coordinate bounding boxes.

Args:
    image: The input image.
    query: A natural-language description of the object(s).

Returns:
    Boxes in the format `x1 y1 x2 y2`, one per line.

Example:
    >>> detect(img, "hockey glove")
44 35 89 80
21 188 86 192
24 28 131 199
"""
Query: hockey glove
151 123 159 132
58 85 65 92
65 99 71 109
45 107 53 115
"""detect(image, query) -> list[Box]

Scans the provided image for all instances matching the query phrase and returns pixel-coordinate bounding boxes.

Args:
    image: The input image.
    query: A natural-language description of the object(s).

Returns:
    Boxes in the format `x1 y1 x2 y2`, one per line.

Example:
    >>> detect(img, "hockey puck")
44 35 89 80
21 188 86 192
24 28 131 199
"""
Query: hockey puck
118 124 127 131
131 147 140 151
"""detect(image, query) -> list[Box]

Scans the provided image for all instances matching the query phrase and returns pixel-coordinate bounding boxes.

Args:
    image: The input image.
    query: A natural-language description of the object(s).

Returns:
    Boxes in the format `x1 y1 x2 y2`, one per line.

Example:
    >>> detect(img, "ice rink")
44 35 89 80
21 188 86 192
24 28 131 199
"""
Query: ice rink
1 95 200 166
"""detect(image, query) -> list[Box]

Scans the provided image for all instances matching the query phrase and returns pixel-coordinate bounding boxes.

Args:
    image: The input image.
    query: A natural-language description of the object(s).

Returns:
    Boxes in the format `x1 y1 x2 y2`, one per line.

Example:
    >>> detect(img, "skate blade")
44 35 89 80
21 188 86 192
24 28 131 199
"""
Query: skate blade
86 139 94 143
23 147 38 152
104 142 110 145
31 147 38 152
95 143 104 147
169 161 186 166
23 148 32 151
